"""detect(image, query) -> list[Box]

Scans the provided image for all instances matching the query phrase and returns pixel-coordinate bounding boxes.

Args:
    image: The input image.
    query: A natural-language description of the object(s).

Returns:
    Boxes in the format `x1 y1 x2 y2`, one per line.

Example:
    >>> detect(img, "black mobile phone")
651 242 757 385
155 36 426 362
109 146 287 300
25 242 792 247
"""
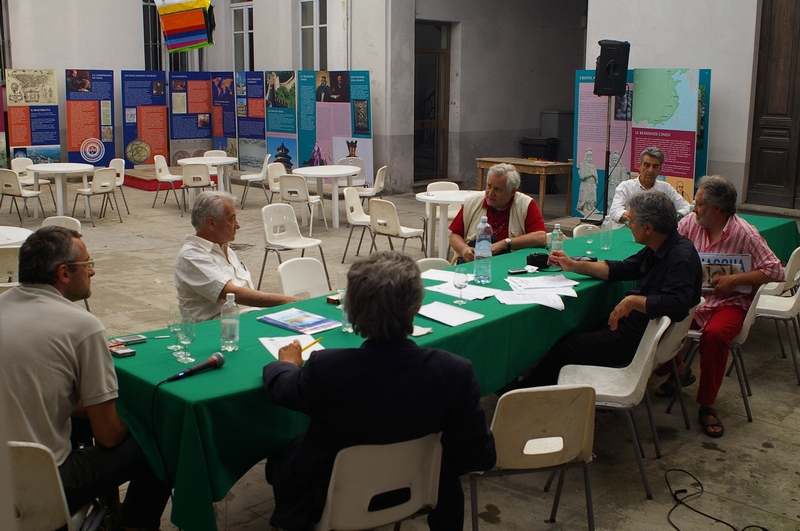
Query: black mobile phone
110 346 136 358
571 256 598 262
507 268 528 275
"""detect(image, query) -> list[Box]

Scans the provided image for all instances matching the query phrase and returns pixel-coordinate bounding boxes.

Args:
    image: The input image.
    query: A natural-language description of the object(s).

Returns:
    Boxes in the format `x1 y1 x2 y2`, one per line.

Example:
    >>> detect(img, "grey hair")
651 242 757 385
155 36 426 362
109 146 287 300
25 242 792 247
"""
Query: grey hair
345 250 423 341
639 146 665 165
697 175 737 215
191 191 236 230
18 226 82 285
487 163 521 191
628 191 677 234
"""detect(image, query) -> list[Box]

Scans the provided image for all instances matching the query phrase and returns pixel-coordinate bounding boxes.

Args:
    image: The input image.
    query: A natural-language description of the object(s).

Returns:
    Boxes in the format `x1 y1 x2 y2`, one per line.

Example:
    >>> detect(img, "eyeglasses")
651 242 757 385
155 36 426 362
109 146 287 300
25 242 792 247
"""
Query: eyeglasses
66 259 95 269
624 220 642 228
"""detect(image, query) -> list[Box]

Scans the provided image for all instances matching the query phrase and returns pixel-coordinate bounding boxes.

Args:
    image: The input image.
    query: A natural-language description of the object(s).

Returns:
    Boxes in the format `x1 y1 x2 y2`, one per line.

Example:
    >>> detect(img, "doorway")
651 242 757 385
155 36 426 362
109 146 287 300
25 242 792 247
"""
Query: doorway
414 22 450 182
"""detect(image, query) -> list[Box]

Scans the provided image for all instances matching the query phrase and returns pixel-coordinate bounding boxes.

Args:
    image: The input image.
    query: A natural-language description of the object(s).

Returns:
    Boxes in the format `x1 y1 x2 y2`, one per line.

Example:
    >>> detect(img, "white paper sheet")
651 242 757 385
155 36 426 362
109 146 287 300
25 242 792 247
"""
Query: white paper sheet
418 301 484 327
425 282 502 300
412 325 433 337
421 269 474 283
260 334 325 361
495 291 566 310
505 274 579 291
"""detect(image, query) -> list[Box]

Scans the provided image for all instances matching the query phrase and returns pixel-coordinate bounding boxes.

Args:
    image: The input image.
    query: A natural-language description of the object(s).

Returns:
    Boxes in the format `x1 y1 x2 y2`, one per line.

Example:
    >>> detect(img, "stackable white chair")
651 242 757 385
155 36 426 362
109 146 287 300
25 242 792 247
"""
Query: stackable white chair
41 216 82 231
314 433 442 531
71 168 122 227
280 174 327 237
359 165 387 207
8 441 106 531
369 198 425 256
337 156 366 186
180 163 217 217
152 154 182 209
276 257 331 299
203 149 227 176
265 162 285 204
469 385 596 530
108 158 130 214
258 203 331 291
573 224 599 238
558 316 671 499
416 257 451 273
761 246 800 359
239 154 271 209
11 156 55 206
756 287 800 385
422 181 459 252
0 169 46 225
341 187 372 263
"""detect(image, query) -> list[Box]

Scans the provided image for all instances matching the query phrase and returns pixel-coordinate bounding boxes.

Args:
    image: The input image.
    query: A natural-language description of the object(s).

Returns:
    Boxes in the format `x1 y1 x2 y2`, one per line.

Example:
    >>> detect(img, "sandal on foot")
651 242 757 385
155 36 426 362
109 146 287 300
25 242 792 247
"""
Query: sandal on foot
654 368 696 398
698 407 724 438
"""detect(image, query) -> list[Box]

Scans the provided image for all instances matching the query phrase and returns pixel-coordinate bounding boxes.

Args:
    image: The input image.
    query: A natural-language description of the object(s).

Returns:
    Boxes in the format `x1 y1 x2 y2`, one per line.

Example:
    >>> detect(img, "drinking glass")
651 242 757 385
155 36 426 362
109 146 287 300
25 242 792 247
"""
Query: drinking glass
175 317 196 364
583 225 600 255
335 271 348 309
453 267 469 305
166 305 184 357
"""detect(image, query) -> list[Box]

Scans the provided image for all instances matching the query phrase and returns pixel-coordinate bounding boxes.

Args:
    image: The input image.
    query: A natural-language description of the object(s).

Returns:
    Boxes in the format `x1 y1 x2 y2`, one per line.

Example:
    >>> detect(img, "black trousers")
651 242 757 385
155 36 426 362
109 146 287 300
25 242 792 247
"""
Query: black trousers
58 435 171 530
522 325 642 387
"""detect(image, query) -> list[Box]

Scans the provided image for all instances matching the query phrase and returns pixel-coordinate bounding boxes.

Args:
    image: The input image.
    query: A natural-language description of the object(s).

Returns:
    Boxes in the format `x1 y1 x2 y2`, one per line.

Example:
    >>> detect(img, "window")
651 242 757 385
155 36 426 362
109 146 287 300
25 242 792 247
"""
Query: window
300 0 327 70
142 0 189 72
232 1 254 71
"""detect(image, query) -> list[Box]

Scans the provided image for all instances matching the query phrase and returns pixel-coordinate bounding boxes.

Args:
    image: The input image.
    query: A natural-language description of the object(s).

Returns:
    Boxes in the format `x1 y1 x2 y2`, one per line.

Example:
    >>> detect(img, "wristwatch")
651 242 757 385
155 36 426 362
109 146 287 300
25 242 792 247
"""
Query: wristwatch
504 238 512 252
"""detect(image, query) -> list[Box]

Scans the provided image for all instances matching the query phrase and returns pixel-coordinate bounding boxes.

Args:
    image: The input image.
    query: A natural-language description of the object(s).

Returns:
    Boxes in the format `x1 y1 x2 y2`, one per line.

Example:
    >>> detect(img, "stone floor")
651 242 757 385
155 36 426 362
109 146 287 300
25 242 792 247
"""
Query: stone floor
4 179 800 530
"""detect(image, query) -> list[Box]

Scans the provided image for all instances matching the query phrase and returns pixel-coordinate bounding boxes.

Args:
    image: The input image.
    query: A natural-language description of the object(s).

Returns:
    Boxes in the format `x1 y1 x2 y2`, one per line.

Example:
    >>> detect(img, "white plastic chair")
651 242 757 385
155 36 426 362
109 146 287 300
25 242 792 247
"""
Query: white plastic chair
266 162 285 204
240 154 271 209
180 163 217 217
573 224 599 238
756 287 800 385
417 257 451 272
423 181 460 251
469 385 596 531
0 169 46 226
558 316 671 499
41 216 82 231
337 156 366 187
0 246 19 293
341 186 372 263
369 198 425 256
359 165 387 207
678 285 767 423
258 203 331 291
152 154 182 209
7 441 106 531
71 168 122 227
655 301 702 430
11 157 55 206
762 246 800 359
203 149 227 176
108 158 130 214
314 433 442 531
280 173 327 237
276 257 331 299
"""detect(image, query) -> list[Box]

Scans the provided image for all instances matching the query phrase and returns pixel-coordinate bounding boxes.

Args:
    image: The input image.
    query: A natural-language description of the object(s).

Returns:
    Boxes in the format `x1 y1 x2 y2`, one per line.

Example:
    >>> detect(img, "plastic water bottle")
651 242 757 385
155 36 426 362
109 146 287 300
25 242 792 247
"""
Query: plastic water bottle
220 293 239 351
550 224 563 252
601 215 612 250
474 216 493 284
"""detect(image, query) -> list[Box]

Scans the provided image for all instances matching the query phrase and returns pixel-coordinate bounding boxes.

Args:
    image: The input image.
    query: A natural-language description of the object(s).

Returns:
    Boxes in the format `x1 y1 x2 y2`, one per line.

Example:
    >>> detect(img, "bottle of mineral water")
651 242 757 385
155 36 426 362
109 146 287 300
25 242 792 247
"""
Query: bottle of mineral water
550 224 564 252
601 215 613 250
473 216 493 284
220 293 239 352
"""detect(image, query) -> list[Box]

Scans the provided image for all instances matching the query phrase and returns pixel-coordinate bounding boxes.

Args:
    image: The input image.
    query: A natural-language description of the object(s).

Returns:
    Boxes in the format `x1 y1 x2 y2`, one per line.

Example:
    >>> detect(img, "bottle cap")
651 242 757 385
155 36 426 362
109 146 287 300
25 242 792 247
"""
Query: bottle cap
226 293 235 301
480 216 488 222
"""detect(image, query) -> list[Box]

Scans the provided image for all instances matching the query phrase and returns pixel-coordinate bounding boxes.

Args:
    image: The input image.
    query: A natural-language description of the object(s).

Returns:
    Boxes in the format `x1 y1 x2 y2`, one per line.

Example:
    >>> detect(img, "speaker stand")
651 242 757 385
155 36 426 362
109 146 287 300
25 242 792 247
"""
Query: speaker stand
581 95 613 225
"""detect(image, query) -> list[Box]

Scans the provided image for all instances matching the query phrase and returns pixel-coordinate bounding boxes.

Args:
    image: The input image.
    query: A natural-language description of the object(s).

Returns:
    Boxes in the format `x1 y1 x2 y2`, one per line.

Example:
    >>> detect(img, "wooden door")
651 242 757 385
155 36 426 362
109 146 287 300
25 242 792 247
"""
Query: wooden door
747 0 800 207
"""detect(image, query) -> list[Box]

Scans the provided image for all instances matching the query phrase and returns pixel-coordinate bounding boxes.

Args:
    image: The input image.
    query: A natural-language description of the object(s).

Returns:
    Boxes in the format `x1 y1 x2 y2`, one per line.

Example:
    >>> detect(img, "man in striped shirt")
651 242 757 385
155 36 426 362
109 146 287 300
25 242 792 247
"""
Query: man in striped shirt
656 175 784 438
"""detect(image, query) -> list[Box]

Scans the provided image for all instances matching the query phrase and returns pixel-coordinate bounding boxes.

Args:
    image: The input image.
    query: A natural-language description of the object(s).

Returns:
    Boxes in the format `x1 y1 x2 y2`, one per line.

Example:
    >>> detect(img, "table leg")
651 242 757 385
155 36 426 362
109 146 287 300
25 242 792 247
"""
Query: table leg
538 172 546 213
477 167 485 190
437 206 450 259
32 171 41 218
82 172 91 215
566 170 573 215
425 203 436 258
331 180 339 229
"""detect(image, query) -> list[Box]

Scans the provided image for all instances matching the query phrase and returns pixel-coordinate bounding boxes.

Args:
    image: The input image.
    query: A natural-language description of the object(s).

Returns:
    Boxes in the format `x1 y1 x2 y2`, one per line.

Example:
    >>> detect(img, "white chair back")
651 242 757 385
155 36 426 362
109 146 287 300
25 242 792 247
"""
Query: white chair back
90 168 117 193
277 257 330 299
0 168 23 196
261 203 308 247
154 155 178 181
109 158 126 186
41 216 82 231
417 257 451 272
733 284 767 346
654 300 702 365
267 162 284 193
426 181 460 219
573 224 600 238
373 165 387 194
337 156 365 186
10 157 33 176
182 163 212 187
343 187 369 226
204 150 227 158
280 174 313 203
369 198 402 237
314 433 442 531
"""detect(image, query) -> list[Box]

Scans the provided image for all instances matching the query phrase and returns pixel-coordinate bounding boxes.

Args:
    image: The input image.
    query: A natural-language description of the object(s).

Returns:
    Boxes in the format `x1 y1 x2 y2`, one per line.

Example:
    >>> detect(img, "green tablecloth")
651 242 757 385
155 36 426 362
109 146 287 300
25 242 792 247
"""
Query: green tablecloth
112 229 645 531
739 213 799 263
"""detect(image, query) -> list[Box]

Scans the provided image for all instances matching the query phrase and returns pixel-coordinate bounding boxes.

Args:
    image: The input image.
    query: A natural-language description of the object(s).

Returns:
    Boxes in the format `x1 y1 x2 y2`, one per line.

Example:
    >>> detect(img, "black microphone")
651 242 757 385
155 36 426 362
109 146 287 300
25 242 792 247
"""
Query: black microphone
167 352 226 382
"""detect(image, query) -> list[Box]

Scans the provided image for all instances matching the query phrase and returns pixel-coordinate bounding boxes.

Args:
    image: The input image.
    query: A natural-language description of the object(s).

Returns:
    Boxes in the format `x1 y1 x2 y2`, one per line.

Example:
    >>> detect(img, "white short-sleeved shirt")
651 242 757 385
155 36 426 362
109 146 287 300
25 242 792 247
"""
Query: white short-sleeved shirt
0 284 118 466
608 177 691 228
174 234 254 322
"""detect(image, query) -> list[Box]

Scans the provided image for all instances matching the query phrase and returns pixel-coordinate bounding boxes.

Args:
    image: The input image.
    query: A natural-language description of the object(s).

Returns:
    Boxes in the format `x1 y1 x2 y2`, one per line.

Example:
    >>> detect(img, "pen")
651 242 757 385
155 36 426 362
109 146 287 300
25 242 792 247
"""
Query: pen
301 336 323 352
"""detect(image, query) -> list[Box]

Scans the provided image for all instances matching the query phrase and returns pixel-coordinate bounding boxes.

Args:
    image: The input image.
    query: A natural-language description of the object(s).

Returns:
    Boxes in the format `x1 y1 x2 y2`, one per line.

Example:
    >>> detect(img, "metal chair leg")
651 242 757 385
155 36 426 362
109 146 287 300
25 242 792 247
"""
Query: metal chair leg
626 410 652 499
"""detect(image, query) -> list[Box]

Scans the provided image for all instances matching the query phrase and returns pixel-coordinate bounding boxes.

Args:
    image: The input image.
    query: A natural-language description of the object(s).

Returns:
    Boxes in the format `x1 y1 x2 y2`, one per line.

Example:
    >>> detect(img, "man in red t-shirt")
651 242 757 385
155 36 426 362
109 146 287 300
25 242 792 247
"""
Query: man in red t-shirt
449 163 546 262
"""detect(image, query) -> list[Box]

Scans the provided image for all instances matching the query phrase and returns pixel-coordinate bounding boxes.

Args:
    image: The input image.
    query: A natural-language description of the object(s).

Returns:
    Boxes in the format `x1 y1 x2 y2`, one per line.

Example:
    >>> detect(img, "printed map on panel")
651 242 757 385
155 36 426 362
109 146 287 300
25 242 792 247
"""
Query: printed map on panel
632 68 698 129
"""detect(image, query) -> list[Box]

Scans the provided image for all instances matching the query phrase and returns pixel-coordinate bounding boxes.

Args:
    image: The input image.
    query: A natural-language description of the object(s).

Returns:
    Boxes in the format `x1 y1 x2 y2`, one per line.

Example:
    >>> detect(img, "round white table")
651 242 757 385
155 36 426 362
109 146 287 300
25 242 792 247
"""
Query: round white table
0 226 33 248
291 165 361 229
415 190 480 258
27 163 95 217
177 156 239 194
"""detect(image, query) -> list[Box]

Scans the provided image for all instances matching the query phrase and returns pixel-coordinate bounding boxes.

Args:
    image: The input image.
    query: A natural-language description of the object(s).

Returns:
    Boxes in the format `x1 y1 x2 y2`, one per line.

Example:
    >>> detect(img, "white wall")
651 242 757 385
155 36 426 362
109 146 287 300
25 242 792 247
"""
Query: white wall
586 0 760 194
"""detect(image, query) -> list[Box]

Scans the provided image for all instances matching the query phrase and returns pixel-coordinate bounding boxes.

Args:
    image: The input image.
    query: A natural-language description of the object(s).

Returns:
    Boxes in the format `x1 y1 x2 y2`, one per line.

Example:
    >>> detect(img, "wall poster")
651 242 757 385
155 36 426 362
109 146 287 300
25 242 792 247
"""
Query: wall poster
235 71 267 172
5 69 61 163
121 70 168 168
65 69 114 167
169 71 212 164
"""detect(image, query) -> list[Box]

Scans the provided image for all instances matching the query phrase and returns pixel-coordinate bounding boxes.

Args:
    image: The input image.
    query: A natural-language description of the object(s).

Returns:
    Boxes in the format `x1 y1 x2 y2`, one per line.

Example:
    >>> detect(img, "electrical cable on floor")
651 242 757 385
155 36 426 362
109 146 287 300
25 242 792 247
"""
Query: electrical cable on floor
665 469 770 531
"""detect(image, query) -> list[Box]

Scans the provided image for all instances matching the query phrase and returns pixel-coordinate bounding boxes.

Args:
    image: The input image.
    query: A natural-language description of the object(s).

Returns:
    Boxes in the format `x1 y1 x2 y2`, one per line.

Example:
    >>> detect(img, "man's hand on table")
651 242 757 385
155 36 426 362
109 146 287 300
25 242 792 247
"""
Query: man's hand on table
278 340 303 367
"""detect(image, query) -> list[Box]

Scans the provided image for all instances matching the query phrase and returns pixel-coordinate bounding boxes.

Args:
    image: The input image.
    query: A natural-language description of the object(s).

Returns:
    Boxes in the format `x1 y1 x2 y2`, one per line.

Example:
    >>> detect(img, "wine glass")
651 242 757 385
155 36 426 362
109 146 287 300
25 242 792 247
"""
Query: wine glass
335 270 348 309
175 316 196 364
453 267 468 305
166 305 184 357
583 225 600 255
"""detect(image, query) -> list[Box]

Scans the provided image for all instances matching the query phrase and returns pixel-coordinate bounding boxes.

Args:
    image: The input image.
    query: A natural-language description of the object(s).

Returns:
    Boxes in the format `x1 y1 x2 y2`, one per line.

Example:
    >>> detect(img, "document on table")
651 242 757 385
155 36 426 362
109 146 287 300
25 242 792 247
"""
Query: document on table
505 274 578 291
418 301 484 327
260 334 324 361
421 269 474 283
495 291 566 310
425 282 502 300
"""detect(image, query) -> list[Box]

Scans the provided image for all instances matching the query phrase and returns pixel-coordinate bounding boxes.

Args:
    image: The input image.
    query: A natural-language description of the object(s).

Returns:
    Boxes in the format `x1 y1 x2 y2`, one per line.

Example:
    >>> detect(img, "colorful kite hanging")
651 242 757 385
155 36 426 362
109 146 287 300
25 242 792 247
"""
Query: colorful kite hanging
157 0 216 53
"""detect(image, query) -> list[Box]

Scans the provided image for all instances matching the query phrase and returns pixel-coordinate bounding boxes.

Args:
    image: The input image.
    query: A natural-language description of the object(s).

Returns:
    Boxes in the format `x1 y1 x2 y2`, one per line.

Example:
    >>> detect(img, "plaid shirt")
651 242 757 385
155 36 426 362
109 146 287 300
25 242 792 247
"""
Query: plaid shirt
678 213 784 328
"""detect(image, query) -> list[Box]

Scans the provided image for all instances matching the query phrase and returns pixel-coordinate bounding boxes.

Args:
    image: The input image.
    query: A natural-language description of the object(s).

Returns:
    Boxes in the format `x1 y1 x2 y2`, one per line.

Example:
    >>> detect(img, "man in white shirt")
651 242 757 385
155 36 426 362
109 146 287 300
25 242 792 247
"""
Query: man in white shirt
608 146 691 228
174 191 297 322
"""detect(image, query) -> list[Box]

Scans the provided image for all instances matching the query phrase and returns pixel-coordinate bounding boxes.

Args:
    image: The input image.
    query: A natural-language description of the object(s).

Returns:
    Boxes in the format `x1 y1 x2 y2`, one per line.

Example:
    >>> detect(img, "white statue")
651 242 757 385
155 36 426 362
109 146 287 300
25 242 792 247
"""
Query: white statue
577 148 598 217
607 151 629 202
